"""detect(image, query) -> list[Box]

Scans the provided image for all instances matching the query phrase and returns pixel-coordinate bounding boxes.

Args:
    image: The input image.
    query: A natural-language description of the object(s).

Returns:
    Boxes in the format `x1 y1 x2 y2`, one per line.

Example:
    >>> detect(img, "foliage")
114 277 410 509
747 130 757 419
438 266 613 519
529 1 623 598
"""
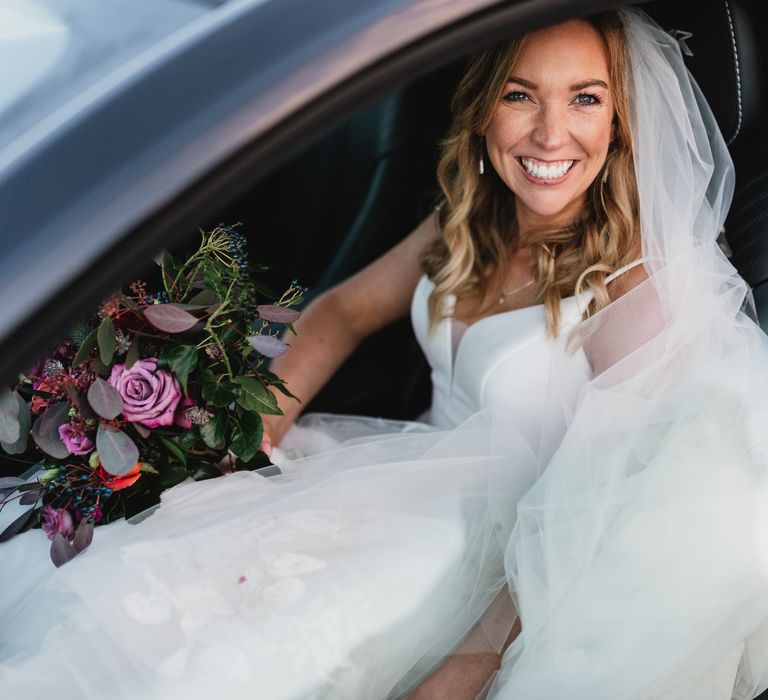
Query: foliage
0 224 304 566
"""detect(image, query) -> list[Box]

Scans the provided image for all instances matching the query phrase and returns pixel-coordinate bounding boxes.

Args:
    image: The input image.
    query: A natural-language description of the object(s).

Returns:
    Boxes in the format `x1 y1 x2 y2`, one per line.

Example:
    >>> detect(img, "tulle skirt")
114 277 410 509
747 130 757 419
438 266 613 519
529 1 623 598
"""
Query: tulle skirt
3 336 768 700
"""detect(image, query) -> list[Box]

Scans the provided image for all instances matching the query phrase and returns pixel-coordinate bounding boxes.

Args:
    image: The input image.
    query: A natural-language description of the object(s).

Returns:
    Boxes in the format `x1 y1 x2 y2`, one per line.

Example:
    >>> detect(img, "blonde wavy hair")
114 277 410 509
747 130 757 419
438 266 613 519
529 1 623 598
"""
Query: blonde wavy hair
422 11 640 337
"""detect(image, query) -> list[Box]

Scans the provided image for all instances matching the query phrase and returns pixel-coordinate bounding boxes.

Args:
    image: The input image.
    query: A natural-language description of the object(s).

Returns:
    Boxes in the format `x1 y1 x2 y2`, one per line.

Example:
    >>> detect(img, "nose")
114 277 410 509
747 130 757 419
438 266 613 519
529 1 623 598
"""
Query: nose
531 105 569 151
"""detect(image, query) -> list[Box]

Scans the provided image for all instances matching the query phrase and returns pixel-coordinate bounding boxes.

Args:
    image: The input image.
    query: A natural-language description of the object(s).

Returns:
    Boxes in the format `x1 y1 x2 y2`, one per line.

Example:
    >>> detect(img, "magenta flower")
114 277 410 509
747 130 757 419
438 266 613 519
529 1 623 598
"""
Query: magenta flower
174 395 196 429
108 358 181 428
41 506 75 541
58 422 95 455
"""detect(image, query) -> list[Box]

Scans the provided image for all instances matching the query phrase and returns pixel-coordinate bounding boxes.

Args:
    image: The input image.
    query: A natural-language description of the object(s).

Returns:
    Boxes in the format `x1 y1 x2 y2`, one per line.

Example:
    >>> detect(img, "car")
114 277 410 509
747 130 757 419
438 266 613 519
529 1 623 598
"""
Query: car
0 0 766 695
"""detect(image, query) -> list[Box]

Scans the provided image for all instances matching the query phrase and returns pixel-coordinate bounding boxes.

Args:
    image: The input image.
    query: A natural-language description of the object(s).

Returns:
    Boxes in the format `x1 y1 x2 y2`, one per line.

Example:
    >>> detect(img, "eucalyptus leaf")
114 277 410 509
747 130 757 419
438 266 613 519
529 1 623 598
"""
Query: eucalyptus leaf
87 377 123 420
0 506 36 543
31 402 71 458
158 345 198 394
0 392 31 454
235 377 282 415
144 304 200 333
72 328 98 367
247 334 289 359
97 316 116 366
50 533 78 567
200 411 227 449
230 412 262 463
73 519 94 553
0 386 20 444
96 425 139 476
125 338 141 369
0 476 25 490
19 489 41 506
256 305 301 323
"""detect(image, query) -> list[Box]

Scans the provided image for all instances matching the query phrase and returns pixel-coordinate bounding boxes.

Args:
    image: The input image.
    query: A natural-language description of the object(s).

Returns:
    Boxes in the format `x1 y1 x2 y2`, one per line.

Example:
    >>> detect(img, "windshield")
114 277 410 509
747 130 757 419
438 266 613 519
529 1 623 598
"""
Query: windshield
0 0 225 157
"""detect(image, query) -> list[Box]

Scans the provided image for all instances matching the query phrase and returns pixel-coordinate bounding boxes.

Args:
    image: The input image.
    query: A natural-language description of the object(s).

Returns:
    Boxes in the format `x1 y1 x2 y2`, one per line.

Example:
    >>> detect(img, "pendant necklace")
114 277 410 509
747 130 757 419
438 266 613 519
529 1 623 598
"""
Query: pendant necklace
498 279 535 305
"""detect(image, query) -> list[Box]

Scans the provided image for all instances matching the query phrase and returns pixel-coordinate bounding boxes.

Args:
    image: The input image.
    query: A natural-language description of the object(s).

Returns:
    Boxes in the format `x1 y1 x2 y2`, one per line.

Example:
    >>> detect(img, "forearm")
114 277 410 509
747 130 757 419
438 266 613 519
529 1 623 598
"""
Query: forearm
264 289 364 443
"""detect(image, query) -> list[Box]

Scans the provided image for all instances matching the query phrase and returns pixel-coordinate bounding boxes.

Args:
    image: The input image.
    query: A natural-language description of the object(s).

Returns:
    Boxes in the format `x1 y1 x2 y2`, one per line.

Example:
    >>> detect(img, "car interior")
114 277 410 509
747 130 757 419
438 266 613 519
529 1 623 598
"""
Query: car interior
193 0 768 428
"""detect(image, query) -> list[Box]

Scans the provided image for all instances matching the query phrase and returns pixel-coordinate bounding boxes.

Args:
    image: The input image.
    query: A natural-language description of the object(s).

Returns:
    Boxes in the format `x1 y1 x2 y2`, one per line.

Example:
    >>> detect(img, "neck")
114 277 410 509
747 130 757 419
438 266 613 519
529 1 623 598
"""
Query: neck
514 197 585 245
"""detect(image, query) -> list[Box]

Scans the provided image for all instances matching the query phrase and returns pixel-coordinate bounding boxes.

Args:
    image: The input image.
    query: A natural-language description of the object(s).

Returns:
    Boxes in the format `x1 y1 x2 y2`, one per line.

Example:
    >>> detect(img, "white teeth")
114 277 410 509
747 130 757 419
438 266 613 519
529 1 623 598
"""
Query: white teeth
520 157 574 180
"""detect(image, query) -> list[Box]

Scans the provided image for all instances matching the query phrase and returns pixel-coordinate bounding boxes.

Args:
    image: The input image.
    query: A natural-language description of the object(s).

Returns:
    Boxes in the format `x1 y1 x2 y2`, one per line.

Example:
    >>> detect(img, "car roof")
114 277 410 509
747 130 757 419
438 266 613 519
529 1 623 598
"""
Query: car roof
0 0 632 381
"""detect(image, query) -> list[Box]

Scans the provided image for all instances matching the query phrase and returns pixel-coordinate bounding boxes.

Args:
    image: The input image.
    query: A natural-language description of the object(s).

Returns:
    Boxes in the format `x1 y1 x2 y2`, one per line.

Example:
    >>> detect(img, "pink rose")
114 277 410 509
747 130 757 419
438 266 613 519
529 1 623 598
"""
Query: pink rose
108 358 181 428
41 506 74 541
58 422 95 455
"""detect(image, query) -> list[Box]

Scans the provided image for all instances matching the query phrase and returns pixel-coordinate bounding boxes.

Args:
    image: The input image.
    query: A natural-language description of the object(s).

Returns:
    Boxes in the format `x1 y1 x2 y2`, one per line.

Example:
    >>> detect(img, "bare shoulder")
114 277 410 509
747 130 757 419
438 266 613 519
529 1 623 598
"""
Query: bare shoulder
606 261 650 302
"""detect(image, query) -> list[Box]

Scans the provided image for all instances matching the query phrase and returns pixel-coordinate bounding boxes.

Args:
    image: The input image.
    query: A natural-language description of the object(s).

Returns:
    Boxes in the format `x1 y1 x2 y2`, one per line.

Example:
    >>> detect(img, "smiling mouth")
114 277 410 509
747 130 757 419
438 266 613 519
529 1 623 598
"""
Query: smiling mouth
516 156 577 183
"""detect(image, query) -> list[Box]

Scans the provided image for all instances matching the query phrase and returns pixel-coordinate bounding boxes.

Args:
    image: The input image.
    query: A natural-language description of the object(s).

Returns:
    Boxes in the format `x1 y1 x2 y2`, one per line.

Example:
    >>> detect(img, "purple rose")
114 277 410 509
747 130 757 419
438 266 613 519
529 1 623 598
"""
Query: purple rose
41 506 74 541
108 358 181 428
58 421 95 455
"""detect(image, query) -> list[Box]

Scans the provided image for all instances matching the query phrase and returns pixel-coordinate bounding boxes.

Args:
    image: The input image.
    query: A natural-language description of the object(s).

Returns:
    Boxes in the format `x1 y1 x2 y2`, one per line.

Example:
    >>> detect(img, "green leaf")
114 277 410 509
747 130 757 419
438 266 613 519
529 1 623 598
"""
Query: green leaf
199 369 238 407
229 412 262 463
156 435 188 467
86 377 123 419
156 466 189 491
72 328 98 367
31 402 71 458
191 462 220 481
96 425 139 476
199 411 227 449
97 316 116 366
203 271 226 299
125 337 140 369
0 386 21 444
188 289 218 306
158 345 198 394
139 462 159 474
178 429 198 451
235 377 282 415
1 392 31 454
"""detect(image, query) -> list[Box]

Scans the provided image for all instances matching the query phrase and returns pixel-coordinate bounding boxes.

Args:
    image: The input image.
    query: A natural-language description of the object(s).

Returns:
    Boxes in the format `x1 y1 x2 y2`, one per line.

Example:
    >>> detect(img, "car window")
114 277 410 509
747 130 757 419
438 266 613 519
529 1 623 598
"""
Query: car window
0 0 231 157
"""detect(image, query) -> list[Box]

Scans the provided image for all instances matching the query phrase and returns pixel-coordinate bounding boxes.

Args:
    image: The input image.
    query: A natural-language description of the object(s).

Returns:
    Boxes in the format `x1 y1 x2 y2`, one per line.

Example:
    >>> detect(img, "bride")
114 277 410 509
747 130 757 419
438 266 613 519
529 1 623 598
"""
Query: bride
2 7 768 700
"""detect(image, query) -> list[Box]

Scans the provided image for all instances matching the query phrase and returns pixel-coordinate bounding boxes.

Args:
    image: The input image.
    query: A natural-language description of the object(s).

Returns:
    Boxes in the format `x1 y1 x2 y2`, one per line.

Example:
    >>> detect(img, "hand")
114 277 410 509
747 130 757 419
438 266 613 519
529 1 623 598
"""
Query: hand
260 427 274 459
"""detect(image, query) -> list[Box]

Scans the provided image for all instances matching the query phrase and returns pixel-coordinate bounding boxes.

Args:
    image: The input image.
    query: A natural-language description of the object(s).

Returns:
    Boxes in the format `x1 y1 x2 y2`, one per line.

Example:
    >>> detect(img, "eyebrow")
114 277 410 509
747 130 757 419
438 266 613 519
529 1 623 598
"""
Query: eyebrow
507 76 609 91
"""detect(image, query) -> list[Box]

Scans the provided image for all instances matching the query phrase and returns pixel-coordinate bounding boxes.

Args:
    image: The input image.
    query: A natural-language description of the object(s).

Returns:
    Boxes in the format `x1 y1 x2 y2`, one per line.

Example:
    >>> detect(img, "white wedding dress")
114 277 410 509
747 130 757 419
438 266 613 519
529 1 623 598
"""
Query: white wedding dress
4 9 768 699
0 269 602 699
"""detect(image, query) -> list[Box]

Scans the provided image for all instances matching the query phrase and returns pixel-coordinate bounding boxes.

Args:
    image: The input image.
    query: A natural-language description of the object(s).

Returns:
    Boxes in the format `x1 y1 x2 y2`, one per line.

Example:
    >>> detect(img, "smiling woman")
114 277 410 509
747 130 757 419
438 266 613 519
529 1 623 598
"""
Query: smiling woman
2 6 768 700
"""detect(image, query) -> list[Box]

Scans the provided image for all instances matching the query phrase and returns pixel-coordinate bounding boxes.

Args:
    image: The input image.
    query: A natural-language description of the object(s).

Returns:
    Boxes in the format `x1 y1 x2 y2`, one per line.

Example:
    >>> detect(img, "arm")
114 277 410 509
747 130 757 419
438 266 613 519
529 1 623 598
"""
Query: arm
262 212 441 449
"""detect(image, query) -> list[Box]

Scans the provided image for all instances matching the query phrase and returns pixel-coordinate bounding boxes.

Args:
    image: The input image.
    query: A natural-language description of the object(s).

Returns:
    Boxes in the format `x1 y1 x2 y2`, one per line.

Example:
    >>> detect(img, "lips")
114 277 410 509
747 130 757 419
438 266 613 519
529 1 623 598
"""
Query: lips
516 156 578 184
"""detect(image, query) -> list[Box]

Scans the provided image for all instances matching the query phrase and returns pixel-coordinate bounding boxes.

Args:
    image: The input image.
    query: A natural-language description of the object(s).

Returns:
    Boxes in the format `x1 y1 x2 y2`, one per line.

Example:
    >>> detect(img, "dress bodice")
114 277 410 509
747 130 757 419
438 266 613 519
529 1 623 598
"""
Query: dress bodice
410 275 593 430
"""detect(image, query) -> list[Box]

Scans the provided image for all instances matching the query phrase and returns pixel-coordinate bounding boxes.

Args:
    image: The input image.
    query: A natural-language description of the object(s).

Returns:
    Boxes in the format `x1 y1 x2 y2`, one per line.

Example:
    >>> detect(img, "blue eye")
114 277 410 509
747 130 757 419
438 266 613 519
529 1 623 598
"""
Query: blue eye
503 91 530 103
575 92 601 105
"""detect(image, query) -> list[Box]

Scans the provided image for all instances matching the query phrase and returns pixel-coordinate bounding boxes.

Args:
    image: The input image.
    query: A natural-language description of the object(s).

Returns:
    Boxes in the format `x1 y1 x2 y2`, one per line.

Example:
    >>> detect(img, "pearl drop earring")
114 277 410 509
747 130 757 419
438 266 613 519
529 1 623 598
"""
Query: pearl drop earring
479 156 485 175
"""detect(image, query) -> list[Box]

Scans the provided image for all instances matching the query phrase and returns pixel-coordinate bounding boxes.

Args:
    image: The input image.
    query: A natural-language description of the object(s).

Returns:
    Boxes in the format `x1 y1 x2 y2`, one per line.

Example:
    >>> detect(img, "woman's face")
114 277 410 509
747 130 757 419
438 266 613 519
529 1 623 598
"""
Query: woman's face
485 20 615 229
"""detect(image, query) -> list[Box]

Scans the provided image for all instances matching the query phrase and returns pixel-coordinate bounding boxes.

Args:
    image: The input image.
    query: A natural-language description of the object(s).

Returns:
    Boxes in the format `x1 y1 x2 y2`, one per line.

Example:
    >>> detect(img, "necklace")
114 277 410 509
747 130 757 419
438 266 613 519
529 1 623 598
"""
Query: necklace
498 279 534 305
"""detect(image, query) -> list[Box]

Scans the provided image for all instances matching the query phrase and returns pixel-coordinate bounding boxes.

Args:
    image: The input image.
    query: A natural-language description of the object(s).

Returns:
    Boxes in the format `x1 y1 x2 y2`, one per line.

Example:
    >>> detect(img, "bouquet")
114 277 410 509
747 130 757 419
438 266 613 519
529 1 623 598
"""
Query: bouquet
0 224 303 566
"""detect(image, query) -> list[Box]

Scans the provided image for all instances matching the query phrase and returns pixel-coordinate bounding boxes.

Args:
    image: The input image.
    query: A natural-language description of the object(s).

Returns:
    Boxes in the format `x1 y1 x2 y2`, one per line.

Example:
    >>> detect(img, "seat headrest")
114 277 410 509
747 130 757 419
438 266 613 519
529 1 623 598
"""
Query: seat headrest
641 0 767 163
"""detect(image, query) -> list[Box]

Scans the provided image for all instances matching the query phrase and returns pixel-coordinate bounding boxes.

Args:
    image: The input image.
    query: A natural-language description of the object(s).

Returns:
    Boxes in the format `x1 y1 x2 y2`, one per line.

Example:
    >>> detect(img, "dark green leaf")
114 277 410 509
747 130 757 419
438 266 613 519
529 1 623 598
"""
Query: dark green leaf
235 377 282 415
191 462 220 481
200 411 227 449
50 533 78 567
31 402 71 458
0 506 36 543
1 392 31 454
230 412 262 463
87 377 123 420
96 425 139 476
271 380 299 401
0 386 20 444
203 271 226 299
158 345 198 394
72 328 98 367
156 435 188 467
188 289 218 306
97 316 116 366
144 304 200 333
178 429 198 451
199 369 238 407
125 337 141 369
156 466 190 490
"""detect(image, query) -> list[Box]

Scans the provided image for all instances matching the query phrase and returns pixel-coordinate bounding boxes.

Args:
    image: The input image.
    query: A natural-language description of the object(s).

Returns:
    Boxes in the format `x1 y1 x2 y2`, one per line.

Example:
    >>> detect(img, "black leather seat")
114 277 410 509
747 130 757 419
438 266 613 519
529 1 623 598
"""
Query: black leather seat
644 0 768 327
